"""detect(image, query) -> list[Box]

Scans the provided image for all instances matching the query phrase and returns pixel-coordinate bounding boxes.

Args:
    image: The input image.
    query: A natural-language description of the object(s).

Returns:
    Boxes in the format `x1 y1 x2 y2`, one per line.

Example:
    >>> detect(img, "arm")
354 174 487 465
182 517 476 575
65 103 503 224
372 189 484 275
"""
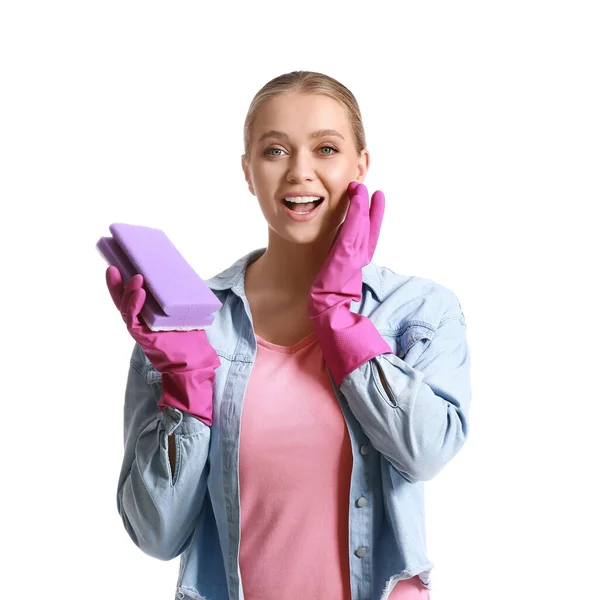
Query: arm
339 312 471 483
116 343 211 561
308 182 471 482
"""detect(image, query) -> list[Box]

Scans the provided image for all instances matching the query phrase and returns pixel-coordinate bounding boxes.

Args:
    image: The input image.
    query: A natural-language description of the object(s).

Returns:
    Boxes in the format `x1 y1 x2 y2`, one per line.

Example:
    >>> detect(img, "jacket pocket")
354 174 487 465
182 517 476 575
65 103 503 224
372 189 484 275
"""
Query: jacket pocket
371 357 399 408
371 326 436 407
166 432 181 486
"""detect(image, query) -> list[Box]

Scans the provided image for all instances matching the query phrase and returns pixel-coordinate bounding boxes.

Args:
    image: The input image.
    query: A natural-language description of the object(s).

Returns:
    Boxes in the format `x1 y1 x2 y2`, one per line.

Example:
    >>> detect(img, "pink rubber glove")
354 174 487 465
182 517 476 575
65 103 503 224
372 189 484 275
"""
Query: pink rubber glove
308 181 392 387
106 266 221 426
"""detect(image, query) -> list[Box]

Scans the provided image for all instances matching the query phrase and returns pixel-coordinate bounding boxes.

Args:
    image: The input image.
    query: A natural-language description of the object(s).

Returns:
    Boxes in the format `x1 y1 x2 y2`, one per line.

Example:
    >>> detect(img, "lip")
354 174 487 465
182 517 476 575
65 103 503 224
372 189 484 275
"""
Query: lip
282 198 325 222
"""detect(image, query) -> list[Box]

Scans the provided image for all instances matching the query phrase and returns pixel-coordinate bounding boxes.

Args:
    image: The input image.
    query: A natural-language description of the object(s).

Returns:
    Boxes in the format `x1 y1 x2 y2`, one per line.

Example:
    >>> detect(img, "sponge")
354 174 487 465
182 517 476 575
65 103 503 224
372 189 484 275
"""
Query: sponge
97 223 222 331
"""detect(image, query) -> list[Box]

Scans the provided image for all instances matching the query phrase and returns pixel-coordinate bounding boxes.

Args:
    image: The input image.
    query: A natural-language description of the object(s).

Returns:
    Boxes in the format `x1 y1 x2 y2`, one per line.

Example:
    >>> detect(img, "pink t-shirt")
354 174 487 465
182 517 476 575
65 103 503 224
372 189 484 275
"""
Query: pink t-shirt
238 332 430 599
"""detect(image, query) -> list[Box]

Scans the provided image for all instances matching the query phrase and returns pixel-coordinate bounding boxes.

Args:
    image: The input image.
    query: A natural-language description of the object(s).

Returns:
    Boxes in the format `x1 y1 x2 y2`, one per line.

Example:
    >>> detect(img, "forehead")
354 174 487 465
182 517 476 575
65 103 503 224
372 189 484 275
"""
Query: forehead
253 93 351 138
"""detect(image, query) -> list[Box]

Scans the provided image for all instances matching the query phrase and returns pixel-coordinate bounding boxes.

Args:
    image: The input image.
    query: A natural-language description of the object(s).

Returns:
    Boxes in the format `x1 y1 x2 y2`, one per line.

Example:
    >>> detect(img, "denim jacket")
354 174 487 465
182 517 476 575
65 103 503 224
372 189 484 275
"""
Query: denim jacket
116 247 472 600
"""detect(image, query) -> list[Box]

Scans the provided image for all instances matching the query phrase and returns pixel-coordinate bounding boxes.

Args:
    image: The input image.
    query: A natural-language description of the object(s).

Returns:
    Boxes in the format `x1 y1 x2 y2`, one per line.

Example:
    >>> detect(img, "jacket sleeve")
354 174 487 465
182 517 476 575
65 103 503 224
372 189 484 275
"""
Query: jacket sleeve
339 299 471 483
116 342 211 561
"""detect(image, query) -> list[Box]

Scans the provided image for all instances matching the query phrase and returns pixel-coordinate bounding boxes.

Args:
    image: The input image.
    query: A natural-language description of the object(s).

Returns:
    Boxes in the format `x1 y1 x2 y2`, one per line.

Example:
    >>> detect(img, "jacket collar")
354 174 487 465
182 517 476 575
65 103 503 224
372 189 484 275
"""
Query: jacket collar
205 247 386 302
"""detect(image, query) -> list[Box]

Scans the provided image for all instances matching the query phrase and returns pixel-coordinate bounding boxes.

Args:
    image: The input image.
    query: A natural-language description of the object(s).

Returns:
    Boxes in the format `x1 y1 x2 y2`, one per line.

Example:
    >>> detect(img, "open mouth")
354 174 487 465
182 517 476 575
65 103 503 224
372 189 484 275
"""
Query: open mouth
282 197 325 214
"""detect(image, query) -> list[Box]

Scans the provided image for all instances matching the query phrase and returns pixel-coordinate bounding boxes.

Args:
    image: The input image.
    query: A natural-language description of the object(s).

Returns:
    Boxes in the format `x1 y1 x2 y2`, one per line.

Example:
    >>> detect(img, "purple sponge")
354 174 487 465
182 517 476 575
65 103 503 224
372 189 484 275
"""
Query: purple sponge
97 223 222 331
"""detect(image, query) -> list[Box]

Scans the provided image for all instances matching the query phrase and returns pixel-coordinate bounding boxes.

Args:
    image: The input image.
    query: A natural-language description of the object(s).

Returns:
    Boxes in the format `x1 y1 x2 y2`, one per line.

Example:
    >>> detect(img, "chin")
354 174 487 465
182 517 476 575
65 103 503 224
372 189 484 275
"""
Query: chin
275 221 337 247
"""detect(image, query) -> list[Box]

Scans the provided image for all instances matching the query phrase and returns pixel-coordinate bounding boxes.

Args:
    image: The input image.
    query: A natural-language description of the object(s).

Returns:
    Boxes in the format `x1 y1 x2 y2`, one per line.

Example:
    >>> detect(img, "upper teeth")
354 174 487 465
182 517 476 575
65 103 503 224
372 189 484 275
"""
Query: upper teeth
284 196 322 203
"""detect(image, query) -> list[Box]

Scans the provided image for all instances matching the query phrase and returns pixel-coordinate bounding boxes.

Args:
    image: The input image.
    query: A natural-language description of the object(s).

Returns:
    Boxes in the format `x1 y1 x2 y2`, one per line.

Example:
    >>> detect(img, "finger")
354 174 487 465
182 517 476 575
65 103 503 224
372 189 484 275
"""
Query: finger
348 183 369 226
125 288 147 331
348 181 367 200
337 192 367 252
105 266 124 311
368 190 386 260
348 181 360 196
120 274 144 323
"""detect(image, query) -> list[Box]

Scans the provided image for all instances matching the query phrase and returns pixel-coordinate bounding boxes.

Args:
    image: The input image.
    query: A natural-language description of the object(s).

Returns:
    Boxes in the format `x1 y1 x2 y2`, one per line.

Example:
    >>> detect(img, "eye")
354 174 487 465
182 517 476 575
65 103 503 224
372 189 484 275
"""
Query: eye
263 147 285 157
319 145 339 155
264 145 340 157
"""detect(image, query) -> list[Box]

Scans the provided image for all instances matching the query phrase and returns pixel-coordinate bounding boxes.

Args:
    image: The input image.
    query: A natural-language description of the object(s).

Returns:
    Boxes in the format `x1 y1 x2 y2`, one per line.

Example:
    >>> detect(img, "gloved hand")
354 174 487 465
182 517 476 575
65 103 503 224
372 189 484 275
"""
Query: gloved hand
308 181 392 387
106 266 221 426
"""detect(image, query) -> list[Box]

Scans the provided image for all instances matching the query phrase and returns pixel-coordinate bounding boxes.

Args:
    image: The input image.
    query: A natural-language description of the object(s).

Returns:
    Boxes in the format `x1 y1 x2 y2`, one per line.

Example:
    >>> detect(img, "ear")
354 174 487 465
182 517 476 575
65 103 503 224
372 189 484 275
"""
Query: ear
356 149 370 182
241 154 255 196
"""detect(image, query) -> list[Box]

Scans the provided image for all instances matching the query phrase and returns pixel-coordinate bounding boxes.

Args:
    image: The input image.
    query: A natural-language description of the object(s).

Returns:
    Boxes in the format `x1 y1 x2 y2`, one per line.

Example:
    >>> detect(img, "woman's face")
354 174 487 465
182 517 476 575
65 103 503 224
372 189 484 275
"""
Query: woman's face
242 92 369 245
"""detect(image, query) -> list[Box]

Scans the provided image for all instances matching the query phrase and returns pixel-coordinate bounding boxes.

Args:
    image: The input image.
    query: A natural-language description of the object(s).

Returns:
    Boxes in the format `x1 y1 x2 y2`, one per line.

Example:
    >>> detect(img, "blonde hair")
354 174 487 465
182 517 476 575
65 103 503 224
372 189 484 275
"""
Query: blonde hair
242 70 367 162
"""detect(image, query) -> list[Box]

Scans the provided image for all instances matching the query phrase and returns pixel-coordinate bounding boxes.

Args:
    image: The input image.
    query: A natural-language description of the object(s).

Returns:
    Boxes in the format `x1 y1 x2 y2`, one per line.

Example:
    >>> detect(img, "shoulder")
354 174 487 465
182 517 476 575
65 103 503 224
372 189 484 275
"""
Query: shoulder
363 262 466 332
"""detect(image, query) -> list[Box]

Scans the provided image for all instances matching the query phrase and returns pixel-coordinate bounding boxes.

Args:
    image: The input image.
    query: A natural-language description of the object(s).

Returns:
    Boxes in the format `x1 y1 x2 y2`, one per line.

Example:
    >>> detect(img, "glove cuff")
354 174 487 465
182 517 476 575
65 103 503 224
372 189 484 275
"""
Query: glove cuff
157 369 216 427
311 310 391 387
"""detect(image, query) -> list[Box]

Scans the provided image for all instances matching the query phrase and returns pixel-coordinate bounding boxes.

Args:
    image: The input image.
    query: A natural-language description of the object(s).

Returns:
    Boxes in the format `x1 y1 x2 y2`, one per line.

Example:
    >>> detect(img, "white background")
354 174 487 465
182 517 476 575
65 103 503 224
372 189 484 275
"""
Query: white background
1 1 589 599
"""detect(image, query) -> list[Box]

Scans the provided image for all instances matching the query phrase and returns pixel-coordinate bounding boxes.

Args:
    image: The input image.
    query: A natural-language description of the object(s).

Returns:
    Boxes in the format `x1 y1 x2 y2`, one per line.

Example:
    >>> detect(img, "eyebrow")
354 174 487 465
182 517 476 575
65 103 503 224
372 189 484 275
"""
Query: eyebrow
257 129 345 143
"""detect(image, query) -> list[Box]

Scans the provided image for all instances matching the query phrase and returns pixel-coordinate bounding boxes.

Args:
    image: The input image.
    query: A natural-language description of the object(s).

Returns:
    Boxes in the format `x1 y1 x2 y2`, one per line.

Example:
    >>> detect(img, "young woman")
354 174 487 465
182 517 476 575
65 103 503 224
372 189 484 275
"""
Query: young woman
106 70 471 600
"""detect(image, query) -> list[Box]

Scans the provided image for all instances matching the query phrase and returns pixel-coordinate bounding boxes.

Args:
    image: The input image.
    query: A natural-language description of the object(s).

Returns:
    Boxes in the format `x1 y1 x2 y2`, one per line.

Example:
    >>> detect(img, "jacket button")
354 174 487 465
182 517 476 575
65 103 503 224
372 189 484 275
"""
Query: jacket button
355 547 367 558
356 496 367 507
360 445 369 455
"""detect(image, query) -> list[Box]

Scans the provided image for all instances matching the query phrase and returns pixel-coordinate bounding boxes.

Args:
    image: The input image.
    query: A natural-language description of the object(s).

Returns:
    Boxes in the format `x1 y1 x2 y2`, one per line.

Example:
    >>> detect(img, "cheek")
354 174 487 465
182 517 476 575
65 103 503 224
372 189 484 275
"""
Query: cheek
323 173 356 217
322 159 358 189
248 165 271 196
321 161 359 225
251 163 269 181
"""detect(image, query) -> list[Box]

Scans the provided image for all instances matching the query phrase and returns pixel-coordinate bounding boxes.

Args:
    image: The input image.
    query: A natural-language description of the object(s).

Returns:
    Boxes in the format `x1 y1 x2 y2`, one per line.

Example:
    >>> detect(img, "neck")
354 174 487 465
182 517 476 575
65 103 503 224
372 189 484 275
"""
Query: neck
247 228 339 301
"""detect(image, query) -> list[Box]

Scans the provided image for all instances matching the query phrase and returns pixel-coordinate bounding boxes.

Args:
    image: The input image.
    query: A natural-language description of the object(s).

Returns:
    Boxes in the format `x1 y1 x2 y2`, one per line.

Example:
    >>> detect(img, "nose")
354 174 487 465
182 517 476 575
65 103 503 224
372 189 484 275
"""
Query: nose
286 150 316 183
